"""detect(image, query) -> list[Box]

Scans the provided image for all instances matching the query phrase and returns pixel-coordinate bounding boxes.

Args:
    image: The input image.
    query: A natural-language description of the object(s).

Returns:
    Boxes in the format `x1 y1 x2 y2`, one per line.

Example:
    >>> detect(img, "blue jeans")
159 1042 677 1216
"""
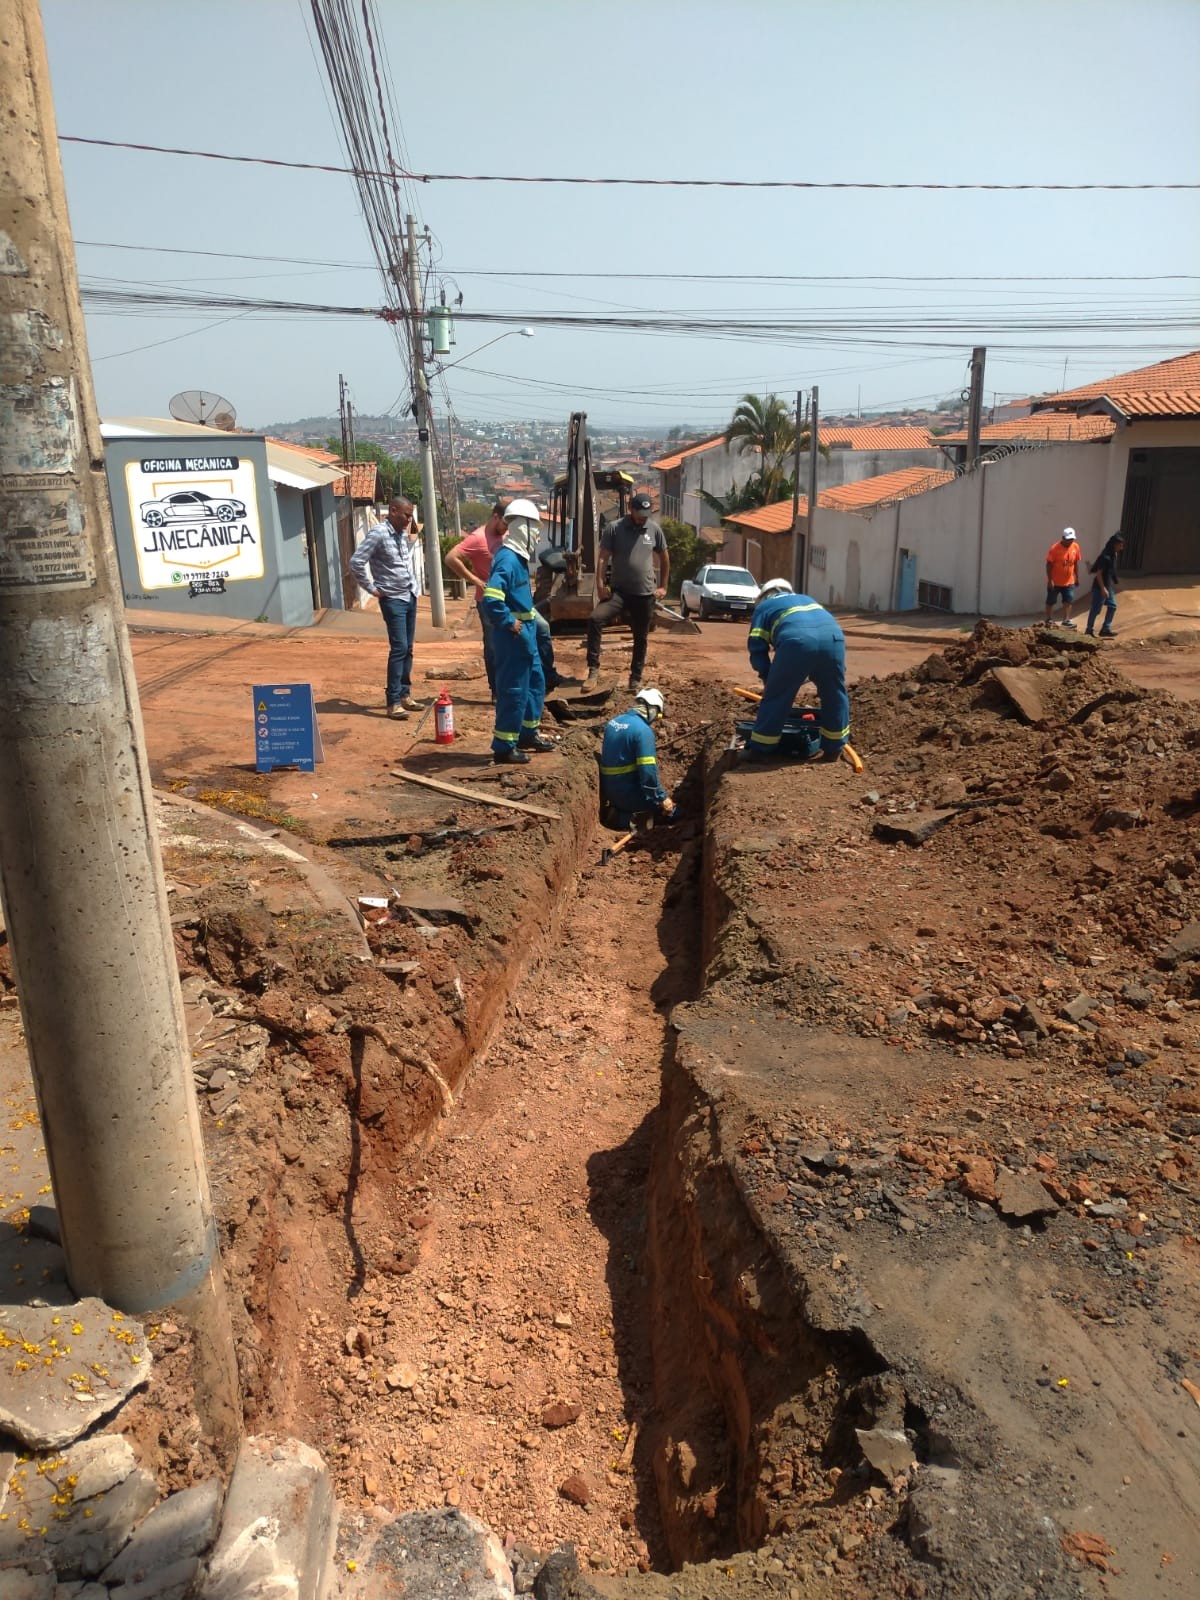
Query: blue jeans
379 592 416 706
477 598 497 694
1086 584 1117 633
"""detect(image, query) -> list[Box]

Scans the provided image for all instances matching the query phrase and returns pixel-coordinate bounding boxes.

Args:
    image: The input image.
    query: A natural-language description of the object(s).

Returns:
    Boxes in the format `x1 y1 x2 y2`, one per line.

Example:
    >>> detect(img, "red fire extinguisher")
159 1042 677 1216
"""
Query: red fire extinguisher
434 687 455 744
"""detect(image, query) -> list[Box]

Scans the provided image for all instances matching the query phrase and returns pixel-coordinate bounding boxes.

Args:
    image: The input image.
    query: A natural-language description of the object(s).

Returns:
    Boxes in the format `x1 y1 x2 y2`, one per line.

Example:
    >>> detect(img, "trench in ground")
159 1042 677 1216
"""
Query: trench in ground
217 736 909 1580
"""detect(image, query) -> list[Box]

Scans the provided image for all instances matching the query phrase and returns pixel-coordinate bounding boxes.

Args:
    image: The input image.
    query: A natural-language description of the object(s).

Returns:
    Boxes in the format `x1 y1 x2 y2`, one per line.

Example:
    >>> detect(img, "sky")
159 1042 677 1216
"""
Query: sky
44 0 1200 433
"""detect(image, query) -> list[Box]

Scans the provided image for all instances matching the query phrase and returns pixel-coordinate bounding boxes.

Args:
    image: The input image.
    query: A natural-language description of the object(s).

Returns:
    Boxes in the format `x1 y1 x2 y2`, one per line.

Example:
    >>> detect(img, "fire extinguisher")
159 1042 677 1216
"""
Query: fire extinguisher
434 688 455 744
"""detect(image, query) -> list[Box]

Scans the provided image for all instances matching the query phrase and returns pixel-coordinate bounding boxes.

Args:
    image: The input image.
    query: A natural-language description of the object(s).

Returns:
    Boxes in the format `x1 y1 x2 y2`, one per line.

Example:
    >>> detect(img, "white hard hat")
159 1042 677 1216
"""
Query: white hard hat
635 686 665 718
504 497 541 523
758 577 793 598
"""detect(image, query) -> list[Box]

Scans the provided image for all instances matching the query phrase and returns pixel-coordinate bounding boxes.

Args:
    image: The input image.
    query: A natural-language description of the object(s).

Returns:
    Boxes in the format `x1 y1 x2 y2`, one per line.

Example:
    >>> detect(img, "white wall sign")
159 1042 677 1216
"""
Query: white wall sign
124 454 265 591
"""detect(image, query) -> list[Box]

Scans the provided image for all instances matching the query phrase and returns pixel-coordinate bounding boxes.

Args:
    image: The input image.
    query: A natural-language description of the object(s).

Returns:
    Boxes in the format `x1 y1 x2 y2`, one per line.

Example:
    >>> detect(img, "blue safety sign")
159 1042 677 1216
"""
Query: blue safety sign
252 683 325 773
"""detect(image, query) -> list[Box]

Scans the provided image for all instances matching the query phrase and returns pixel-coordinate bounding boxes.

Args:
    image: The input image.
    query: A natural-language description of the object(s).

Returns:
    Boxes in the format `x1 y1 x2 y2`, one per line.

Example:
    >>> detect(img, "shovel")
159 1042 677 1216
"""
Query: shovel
600 830 638 867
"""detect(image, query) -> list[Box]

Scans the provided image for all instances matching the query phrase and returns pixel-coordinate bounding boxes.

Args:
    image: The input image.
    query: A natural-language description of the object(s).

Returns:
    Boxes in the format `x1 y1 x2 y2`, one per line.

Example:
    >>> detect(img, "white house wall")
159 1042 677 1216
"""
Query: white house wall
679 439 758 529
809 442 1109 615
819 447 944 489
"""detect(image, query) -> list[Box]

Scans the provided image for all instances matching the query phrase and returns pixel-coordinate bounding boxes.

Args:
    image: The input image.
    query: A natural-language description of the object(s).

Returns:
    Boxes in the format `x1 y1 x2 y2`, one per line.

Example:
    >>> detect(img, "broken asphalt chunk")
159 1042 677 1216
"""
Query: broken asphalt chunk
994 1168 1061 1223
872 810 958 847
855 1425 917 1480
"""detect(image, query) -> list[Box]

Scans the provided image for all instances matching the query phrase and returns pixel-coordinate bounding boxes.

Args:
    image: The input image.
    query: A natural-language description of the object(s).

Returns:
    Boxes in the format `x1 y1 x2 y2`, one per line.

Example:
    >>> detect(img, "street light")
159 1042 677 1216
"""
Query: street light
435 327 535 374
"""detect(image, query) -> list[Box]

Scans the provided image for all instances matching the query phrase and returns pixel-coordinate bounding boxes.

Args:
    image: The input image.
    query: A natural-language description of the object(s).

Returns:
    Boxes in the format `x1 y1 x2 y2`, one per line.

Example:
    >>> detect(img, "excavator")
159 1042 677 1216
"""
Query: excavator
534 411 697 635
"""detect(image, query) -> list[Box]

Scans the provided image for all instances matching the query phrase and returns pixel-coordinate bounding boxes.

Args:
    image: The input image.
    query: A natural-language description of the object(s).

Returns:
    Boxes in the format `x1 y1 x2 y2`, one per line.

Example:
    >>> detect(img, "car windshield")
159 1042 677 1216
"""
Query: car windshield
706 567 756 586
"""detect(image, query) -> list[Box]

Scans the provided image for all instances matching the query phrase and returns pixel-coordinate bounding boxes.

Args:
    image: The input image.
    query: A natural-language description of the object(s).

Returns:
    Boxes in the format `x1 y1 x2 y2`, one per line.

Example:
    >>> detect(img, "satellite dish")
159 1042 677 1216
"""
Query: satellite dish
169 390 238 431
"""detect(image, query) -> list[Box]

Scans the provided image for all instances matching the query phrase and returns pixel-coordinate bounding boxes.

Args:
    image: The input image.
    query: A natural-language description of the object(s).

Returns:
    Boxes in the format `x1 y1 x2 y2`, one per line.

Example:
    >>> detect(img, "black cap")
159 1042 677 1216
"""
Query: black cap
631 493 653 513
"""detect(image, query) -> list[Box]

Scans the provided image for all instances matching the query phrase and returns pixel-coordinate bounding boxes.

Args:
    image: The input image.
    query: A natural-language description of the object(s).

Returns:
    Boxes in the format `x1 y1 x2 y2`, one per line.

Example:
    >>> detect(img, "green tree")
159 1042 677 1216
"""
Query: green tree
723 394 797 502
458 499 494 529
661 517 721 594
323 438 422 506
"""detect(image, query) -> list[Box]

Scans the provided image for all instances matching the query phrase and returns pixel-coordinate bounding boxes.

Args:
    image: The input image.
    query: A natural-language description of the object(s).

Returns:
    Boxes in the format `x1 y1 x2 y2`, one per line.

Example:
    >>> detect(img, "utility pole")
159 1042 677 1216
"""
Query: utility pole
0 0 239 1457
405 214 446 627
446 411 463 540
789 390 804 591
804 384 820 594
965 346 986 468
338 372 352 466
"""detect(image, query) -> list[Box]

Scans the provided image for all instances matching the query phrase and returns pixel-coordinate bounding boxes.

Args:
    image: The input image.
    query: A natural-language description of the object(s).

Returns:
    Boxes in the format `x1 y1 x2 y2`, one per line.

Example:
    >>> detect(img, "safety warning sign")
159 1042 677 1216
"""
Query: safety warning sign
253 683 324 773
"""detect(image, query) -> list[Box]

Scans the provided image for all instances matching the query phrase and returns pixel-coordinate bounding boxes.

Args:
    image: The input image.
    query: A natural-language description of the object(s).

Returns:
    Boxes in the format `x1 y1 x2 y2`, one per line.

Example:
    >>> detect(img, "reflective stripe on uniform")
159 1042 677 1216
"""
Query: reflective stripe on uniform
522 719 541 729
599 762 637 776
749 730 782 745
769 602 821 639
494 729 519 743
820 723 850 741
749 627 768 640
517 609 536 621
483 586 505 600
636 755 657 765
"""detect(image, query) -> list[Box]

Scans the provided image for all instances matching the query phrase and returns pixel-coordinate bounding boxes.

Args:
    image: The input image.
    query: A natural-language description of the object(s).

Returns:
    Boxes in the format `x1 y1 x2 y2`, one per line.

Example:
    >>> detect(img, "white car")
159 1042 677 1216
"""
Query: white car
679 564 760 621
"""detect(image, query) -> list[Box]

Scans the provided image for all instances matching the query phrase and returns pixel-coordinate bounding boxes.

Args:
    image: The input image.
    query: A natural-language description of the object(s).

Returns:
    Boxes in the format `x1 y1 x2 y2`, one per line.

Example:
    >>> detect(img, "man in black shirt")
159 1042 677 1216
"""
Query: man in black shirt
1085 533 1124 637
584 493 670 691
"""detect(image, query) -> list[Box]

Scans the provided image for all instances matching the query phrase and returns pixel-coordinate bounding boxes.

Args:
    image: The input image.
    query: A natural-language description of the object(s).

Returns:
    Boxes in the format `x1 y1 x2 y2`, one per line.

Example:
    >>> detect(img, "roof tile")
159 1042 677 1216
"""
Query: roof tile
938 415 1115 444
724 466 954 532
1036 349 1200 412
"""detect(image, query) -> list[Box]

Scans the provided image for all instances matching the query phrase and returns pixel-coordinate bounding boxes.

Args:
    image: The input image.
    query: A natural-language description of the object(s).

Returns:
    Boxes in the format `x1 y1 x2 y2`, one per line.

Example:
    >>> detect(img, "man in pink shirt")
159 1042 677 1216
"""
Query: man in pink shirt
445 502 508 694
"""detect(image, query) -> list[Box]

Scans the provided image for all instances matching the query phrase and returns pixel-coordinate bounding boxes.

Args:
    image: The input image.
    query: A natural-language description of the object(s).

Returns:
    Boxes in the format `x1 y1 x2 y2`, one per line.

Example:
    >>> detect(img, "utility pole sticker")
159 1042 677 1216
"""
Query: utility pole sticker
124 454 265 591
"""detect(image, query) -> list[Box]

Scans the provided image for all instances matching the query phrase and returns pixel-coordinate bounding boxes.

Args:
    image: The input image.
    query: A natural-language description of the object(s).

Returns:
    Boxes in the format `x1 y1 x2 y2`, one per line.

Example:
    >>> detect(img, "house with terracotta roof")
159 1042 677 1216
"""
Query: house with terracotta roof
1030 350 1200 574
651 425 942 534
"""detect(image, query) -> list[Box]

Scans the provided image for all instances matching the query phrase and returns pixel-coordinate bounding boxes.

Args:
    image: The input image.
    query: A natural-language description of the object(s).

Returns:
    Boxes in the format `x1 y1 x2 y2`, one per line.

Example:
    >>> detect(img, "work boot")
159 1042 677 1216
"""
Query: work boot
519 733 557 753
387 704 409 720
1099 627 1118 638
627 675 642 694
493 747 531 765
400 696 424 712
551 673 583 688
584 668 600 690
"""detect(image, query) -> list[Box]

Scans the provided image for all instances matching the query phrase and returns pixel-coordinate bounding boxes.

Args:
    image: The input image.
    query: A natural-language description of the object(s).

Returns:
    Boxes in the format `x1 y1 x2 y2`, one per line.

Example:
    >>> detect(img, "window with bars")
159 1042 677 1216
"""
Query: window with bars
918 579 953 611
809 545 827 571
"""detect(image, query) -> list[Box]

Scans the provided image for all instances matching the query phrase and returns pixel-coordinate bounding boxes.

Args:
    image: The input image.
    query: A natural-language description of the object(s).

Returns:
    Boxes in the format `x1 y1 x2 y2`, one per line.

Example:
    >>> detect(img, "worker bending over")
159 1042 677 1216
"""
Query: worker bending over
598 687 676 830
482 499 556 764
744 578 850 761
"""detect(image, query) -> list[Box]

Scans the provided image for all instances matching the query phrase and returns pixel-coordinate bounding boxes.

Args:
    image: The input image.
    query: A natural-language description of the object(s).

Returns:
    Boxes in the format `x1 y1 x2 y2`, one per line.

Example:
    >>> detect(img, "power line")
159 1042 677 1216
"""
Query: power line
60 135 1200 190
72 240 1200 284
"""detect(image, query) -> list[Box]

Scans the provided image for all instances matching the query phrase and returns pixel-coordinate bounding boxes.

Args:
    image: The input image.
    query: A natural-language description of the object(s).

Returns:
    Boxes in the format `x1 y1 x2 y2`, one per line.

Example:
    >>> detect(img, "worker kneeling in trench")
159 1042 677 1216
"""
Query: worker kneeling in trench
598 686 677 831
742 578 851 763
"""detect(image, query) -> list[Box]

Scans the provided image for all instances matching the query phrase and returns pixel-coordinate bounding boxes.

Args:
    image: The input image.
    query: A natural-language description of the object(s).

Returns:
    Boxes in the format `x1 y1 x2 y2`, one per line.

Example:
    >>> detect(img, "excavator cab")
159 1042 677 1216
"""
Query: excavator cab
535 411 632 626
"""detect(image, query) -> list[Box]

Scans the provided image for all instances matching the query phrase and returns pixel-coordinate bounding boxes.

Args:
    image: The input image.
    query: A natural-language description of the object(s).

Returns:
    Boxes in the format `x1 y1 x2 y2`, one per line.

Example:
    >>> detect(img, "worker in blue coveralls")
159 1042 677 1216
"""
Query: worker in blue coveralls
482 499 556 765
743 578 850 761
599 687 676 830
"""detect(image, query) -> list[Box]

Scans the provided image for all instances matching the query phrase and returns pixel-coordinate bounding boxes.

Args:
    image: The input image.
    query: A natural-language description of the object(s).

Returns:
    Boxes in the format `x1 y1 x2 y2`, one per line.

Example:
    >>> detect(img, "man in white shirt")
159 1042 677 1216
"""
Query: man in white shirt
349 498 423 719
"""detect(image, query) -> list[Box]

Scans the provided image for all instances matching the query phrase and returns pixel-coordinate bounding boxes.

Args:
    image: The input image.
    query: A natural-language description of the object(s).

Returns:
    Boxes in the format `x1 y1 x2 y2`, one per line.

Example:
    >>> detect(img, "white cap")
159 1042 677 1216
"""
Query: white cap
1062 527 1077 541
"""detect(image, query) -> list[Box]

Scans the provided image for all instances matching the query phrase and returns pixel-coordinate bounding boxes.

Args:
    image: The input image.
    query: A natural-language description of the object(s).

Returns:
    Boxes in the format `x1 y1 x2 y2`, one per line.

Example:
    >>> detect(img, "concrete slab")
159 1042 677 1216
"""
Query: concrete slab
107 1555 202 1600
0 1434 156 1579
100 1478 223 1585
989 664 1062 724
0 1236 74 1309
0 1298 150 1450
200 1436 335 1600
2 1571 56 1600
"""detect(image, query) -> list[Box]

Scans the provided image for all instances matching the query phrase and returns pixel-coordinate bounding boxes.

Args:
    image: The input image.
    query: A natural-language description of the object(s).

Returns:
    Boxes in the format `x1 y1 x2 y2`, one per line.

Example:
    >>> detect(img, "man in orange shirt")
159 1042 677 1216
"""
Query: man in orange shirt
1044 527 1081 628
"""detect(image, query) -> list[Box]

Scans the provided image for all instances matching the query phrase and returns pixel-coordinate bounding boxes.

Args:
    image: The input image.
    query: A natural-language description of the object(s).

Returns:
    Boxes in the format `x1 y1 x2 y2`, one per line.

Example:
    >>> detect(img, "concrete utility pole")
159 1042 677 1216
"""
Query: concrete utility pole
446 411 463 540
804 384 820 594
789 390 804 590
405 214 446 627
0 0 240 1456
966 345 986 468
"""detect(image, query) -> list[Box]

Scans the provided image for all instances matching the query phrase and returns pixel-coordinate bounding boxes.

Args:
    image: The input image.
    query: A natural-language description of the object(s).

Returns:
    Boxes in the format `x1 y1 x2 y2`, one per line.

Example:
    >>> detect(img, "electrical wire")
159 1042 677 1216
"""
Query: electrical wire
71 241 1200 285
59 136 1200 189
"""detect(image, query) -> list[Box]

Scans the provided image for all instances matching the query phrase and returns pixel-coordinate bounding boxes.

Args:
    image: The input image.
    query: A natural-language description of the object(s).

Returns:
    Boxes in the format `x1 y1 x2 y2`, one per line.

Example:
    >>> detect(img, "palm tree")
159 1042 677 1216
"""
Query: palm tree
724 393 798 503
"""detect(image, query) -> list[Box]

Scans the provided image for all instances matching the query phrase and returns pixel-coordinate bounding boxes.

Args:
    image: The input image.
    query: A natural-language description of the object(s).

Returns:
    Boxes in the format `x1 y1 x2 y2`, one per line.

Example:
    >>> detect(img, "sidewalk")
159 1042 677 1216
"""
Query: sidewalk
125 592 480 645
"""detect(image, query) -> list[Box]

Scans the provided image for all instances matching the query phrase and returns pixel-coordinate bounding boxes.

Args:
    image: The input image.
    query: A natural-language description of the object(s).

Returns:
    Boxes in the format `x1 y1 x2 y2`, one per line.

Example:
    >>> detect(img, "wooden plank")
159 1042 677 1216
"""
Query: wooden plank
390 766 562 821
